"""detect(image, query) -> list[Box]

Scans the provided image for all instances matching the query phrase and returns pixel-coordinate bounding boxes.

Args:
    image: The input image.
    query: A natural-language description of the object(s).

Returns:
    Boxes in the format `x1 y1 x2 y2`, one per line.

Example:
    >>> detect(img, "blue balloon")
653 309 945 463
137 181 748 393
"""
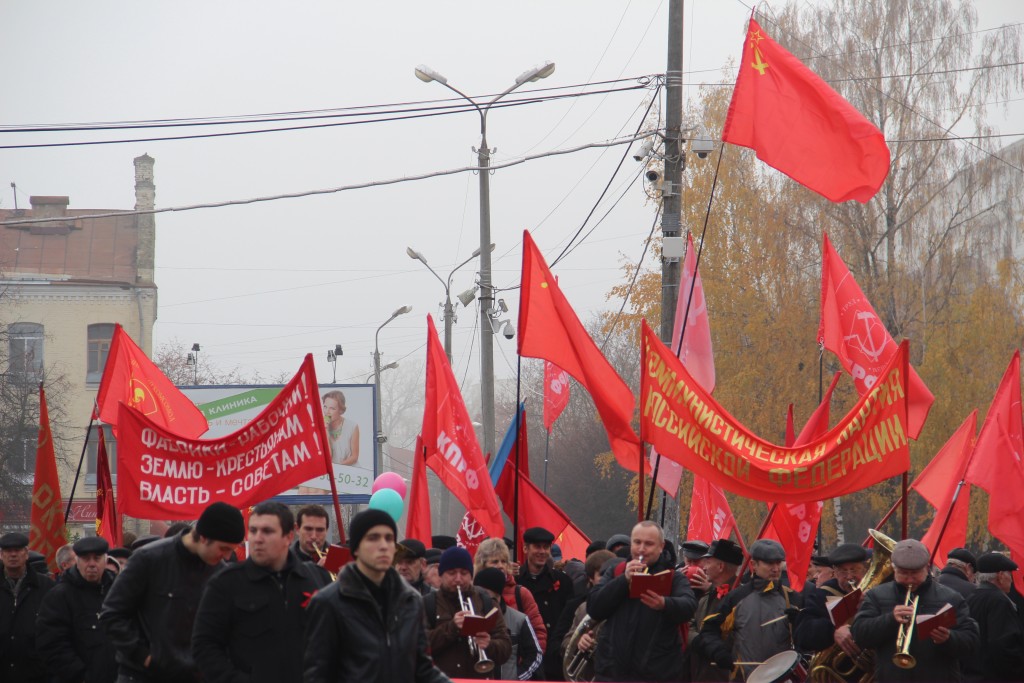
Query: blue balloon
368 487 404 521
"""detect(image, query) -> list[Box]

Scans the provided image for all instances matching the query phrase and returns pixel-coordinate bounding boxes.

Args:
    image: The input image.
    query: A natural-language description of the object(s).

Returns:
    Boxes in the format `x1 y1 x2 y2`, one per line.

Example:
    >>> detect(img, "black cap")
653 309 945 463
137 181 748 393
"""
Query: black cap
523 527 555 544
810 555 831 567
947 547 977 570
704 539 744 566
585 540 607 555
474 567 507 596
829 543 870 566
750 539 785 562
977 552 1018 573
348 509 397 555
396 538 427 560
681 540 710 561
431 535 457 550
131 535 160 551
424 548 442 565
108 547 132 560
606 534 631 552
196 502 246 544
72 537 109 556
0 532 29 549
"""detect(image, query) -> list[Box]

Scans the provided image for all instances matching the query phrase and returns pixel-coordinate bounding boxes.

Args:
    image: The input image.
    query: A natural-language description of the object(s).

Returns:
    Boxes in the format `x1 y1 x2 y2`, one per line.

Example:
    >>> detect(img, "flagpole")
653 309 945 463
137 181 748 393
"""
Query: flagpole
901 473 909 540
927 479 968 566
64 403 97 525
638 443 645 523
863 495 905 545
543 429 550 494
816 345 825 559
734 502 777 589
512 356 523 563
320 423 347 545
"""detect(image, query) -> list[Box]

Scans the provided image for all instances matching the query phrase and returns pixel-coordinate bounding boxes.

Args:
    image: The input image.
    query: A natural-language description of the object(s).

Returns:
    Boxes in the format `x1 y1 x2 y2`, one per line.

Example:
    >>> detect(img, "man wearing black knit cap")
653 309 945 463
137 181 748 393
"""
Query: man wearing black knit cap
100 501 245 683
304 509 450 683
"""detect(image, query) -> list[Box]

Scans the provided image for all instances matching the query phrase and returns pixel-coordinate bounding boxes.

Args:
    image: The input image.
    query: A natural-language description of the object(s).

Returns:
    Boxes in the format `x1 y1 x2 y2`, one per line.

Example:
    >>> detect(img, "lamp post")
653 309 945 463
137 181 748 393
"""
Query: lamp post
326 344 343 383
186 342 200 384
373 306 412 473
406 243 493 363
365 362 398 385
414 60 555 456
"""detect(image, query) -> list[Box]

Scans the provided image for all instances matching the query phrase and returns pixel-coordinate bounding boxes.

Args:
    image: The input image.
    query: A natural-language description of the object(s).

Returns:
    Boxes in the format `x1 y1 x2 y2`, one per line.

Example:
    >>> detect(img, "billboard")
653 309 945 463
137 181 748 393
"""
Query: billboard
181 383 376 503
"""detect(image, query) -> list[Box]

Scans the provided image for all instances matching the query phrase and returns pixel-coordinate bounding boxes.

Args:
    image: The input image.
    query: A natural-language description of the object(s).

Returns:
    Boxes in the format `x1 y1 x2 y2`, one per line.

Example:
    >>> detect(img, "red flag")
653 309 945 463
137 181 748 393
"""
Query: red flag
762 501 823 591
405 435 433 544
912 412 976 568
795 372 842 445
964 352 1024 590
94 429 121 548
455 512 489 559
543 362 571 432
496 466 590 562
518 231 643 474
96 324 208 437
723 18 890 203
421 316 504 538
819 234 933 438
30 386 66 573
686 475 738 543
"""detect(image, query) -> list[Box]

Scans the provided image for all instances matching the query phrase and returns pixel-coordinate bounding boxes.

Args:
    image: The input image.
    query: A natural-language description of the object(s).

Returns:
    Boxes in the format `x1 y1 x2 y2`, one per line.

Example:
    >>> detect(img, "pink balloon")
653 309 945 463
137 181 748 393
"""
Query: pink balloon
371 472 407 500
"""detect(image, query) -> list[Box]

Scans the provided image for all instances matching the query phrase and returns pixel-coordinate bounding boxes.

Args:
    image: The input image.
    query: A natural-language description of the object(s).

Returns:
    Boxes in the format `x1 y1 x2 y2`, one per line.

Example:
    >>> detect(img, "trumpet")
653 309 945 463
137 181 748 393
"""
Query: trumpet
311 544 337 581
893 588 919 669
458 586 495 674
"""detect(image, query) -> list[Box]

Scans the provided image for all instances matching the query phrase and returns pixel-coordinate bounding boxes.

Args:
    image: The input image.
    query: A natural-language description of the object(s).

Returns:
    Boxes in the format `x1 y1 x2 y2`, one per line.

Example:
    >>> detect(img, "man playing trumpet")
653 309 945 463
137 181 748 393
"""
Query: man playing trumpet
851 538 979 682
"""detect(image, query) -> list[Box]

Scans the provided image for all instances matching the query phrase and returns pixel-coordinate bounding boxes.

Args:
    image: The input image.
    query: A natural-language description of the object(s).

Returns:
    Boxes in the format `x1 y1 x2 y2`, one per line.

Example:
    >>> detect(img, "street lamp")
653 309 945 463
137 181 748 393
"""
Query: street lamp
365 361 399 385
414 60 555 456
406 243 494 363
185 342 200 384
373 305 412 473
326 344 343 383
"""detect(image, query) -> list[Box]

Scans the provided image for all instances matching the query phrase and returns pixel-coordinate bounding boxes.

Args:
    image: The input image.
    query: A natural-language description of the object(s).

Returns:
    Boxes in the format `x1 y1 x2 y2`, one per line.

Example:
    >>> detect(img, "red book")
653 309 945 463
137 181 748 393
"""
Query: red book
916 603 956 639
629 569 674 599
322 544 352 575
459 607 500 636
826 588 862 627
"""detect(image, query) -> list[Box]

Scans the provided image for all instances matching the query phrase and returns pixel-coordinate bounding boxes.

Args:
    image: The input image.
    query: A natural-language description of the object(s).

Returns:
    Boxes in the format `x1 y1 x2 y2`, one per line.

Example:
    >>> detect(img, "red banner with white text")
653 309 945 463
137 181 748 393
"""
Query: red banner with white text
116 354 331 519
640 320 911 503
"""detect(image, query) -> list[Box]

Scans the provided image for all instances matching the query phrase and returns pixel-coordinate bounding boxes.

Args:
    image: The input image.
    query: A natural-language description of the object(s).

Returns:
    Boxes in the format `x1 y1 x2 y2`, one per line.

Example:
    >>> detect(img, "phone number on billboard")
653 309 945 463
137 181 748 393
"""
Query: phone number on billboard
339 475 369 487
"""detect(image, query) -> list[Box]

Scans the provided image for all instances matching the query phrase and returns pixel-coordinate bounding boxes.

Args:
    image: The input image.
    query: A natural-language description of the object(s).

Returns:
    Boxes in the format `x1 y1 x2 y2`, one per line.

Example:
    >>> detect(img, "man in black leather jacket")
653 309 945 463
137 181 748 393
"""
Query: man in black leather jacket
37 536 118 683
303 509 450 683
192 502 330 683
851 538 979 682
0 532 55 683
100 502 244 683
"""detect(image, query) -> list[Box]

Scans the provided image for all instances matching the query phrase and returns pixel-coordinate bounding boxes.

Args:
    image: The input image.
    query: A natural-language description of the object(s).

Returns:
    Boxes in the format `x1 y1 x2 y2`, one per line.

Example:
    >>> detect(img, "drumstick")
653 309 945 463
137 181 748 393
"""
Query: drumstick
760 610 802 627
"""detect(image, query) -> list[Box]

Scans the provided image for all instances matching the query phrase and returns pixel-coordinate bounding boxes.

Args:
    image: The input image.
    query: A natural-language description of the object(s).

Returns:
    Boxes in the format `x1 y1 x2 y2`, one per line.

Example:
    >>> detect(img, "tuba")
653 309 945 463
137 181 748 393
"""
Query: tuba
563 615 604 682
808 529 895 683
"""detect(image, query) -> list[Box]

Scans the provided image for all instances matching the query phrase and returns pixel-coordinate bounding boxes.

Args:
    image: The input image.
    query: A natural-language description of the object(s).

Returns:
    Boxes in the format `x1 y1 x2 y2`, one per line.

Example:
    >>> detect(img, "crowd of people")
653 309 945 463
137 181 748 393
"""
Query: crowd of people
1 500 1020 682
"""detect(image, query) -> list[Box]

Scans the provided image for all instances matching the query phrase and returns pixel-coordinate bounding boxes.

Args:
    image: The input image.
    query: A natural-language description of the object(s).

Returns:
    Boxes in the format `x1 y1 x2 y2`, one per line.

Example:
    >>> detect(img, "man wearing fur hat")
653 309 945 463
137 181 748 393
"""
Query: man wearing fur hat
851 538 979 682
303 508 449 682
100 501 245 683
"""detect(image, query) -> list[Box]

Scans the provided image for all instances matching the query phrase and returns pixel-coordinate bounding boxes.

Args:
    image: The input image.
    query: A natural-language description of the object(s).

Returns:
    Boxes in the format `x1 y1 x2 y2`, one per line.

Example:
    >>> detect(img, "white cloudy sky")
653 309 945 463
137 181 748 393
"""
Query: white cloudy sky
2 1 1021 392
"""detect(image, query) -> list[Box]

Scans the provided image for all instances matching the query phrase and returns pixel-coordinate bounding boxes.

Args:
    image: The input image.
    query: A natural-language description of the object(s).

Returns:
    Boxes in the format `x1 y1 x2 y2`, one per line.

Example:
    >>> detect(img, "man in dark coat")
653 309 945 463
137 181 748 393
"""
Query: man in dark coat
587 520 698 681
192 502 330 683
396 539 434 596
100 501 245 683
937 547 978 599
0 532 55 683
964 552 1024 682
794 543 870 662
516 526 574 680
36 536 118 683
303 509 451 683
851 538 979 682
688 539 743 682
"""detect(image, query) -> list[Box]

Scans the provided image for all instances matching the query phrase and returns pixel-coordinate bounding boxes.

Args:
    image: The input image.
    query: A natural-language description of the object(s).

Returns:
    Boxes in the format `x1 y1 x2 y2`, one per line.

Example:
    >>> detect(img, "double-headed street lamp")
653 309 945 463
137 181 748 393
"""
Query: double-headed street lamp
373 305 412 472
414 60 555 456
406 243 494 363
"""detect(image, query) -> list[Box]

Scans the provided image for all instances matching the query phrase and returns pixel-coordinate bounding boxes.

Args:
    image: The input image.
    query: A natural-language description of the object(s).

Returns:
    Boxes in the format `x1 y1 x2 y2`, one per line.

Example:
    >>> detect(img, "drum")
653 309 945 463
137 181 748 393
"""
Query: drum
747 650 802 683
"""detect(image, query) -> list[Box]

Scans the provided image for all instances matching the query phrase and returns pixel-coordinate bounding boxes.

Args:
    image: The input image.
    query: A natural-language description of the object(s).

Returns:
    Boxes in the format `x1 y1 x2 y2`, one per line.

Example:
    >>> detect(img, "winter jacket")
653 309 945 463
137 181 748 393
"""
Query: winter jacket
937 566 977 599
517 562 574 679
99 532 224 682
0 565 55 683
793 577 851 653
688 582 734 682
426 584 512 679
587 553 697 681
303 563 450 683
191 551 330 683
502 572 547 651
698 575 803 681
850 576 979 682
36 566 118 683
963 582 1024 682
500 603 542 681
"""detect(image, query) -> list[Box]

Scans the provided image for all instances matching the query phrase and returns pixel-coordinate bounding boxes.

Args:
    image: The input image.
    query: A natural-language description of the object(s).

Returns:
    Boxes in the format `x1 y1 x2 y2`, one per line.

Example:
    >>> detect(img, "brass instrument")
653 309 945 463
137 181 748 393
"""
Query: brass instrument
892 589 919 669
563 615 604 682
458 586 495 674
809 529 895 683
311 544 337 581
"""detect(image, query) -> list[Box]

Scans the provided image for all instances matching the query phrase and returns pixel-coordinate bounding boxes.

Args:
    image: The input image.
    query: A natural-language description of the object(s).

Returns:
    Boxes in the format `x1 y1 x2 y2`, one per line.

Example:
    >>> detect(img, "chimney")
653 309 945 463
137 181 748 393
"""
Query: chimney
29 195 70 218
134 154 155 284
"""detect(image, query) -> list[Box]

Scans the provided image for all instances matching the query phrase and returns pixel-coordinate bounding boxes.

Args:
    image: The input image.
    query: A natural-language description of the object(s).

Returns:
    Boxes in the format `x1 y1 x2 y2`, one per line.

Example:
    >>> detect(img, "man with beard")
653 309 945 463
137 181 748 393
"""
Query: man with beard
587 521 698 681
0 532 55 683
396 539 434 596
698 539 803 681
37 537 118 683
515 527 574 680
192 502 329 683
304 509 451 682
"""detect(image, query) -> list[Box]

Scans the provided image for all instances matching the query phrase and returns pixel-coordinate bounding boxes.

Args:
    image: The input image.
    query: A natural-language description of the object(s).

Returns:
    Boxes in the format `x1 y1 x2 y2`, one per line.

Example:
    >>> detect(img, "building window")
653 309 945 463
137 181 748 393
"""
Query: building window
87 323 115 384
85 424 116 487
8 322 44 380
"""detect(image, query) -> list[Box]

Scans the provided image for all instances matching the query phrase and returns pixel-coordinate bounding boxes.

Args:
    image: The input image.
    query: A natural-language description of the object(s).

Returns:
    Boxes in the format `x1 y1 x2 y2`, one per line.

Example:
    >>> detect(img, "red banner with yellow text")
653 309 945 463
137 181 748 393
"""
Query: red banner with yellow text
116 354 331 519
640 321 911 503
